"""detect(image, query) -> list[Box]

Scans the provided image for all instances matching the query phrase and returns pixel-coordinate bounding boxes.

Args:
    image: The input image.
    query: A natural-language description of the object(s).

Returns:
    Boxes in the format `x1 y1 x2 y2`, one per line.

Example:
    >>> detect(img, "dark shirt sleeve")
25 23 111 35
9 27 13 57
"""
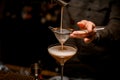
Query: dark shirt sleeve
93 0 120 45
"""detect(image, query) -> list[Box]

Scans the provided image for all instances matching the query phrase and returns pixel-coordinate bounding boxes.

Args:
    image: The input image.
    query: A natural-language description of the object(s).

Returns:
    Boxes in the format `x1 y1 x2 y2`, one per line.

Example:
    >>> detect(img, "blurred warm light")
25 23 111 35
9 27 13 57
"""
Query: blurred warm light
21 6 33 20
46 13 52 21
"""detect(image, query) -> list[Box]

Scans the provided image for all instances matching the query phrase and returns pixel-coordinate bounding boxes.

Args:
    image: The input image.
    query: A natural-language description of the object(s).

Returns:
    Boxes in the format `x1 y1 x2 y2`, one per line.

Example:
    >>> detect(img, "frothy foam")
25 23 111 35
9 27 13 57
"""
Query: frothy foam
48 45 77 58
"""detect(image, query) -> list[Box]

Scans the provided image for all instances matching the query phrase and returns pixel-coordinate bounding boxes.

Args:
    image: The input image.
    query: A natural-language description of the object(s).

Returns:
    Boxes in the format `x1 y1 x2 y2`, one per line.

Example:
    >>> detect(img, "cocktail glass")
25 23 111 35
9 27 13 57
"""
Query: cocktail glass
48 43 77 80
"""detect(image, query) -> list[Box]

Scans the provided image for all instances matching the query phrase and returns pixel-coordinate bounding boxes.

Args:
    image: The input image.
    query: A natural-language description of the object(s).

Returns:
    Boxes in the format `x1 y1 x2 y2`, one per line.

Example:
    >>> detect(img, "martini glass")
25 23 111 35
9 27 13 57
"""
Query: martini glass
48 43 77 80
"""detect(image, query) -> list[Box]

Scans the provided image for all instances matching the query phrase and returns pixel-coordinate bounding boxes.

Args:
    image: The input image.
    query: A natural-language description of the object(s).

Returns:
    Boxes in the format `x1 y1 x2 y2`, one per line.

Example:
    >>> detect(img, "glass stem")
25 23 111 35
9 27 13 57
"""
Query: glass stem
61 64 64 80
61 43 64 50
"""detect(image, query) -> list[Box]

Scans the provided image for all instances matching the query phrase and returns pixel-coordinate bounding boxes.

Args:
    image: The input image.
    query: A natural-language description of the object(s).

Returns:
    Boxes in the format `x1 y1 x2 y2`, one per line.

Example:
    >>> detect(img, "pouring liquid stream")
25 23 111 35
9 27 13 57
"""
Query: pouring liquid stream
60 6 64 50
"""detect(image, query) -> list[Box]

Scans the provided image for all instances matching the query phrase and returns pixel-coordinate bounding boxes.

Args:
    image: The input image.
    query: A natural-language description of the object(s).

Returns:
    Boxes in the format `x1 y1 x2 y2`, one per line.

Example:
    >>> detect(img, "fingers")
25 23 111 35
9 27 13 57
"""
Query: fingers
77 20 88 29
70 31 88 38
70 31 95 43
84 38 93 44
86 21 95 32
77 20 96 32
70 20 96 43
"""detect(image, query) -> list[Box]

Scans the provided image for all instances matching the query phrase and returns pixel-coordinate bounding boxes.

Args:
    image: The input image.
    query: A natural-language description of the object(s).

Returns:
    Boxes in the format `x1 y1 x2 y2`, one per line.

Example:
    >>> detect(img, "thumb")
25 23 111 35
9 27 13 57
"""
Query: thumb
84 38 93 44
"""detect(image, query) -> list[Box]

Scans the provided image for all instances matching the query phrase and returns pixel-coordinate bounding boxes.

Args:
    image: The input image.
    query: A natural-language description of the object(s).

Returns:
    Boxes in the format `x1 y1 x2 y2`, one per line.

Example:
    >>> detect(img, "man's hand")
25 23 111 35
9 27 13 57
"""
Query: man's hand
70 20 96 43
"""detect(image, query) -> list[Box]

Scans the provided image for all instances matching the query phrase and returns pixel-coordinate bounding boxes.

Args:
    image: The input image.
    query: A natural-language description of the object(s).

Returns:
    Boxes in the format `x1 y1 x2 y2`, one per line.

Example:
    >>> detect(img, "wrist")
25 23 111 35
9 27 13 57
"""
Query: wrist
92 32 100 44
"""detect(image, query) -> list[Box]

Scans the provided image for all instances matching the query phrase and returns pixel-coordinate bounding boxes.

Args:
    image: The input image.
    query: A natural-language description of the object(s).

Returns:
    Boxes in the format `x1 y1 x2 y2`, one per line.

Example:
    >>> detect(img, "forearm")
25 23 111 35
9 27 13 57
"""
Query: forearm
93 22 120 45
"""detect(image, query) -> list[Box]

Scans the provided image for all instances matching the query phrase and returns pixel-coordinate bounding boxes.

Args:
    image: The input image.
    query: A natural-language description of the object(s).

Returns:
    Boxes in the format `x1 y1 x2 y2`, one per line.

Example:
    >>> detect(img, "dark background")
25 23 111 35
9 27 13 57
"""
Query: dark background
0 0 61 71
